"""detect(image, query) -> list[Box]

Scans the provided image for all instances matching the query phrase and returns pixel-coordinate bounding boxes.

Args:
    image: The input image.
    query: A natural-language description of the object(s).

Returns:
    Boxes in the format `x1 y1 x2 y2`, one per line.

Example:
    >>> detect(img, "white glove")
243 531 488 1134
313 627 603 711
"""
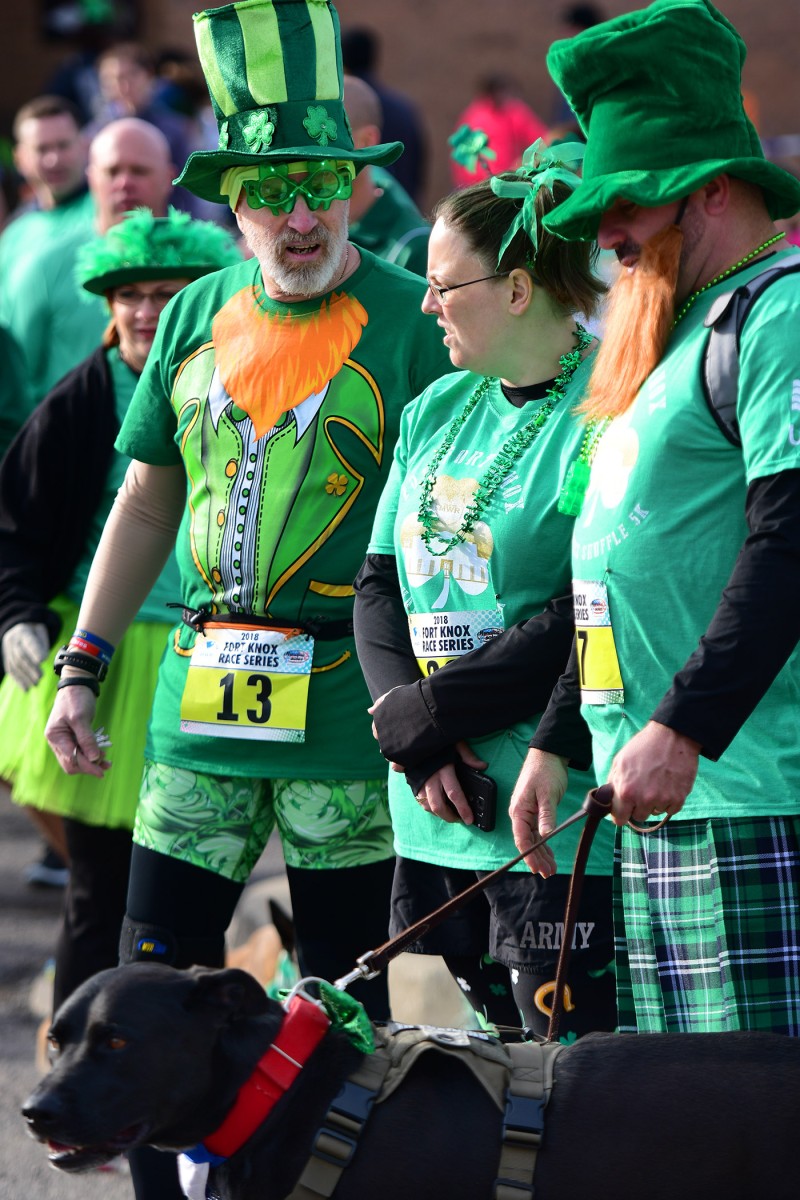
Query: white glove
1 622 51 691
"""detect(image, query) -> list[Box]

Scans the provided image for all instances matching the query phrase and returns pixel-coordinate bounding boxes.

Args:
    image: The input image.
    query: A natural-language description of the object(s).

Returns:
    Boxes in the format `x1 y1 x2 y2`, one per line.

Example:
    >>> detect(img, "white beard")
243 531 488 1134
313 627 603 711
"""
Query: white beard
244 202 351 298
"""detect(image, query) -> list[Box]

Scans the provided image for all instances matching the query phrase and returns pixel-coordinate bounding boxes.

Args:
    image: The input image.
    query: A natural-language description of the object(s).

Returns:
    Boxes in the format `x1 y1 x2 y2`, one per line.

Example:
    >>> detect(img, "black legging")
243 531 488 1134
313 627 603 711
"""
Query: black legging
124 846 395 1199
53 818 133 1012
443 951 618 1041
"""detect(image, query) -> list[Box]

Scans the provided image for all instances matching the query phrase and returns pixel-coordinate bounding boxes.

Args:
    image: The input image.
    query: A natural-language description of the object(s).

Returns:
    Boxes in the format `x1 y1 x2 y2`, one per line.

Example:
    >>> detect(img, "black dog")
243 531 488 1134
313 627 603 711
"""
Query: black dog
22 963 800 1199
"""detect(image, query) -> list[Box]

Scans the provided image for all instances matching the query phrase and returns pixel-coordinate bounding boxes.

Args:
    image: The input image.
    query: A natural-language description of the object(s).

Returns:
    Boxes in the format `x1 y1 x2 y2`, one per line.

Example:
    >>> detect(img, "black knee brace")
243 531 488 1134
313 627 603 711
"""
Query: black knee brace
119 915 225 969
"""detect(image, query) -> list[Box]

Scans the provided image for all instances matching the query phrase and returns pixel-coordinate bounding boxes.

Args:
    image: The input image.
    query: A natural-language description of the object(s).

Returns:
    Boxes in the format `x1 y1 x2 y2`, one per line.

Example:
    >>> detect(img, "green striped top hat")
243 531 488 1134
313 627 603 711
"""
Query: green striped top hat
175 0 403 204
542 0 800 241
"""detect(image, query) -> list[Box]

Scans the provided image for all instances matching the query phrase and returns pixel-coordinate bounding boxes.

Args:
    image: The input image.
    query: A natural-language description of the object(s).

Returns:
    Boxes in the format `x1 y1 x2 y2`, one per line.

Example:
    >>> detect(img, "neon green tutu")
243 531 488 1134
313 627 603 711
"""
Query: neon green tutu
0 595 170 829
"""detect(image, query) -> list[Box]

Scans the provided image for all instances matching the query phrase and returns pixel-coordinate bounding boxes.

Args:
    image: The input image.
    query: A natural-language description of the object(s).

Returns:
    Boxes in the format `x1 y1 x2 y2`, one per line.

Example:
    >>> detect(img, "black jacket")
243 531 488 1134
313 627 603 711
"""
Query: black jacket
0 347 119 677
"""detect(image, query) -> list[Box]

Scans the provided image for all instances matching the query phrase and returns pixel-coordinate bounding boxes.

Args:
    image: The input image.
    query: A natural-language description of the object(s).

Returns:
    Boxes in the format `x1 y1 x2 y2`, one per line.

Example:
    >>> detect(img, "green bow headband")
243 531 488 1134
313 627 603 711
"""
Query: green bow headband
490 138 585 267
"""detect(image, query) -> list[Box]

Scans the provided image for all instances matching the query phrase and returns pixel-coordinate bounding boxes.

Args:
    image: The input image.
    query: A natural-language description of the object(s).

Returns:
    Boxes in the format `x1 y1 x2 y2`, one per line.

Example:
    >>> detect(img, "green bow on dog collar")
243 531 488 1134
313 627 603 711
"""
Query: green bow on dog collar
318 981 375 1055
490 138 585 267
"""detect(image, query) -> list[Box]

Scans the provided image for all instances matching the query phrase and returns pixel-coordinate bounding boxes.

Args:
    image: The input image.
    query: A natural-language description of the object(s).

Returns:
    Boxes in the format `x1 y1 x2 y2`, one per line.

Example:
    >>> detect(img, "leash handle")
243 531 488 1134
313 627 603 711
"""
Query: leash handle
334 788 609 992
546 784 612 1042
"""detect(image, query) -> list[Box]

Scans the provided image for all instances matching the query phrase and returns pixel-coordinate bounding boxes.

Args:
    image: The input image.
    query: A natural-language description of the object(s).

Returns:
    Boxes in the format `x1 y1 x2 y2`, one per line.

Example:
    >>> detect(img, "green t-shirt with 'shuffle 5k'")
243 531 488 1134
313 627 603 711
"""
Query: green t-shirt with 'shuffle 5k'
369 363 615 875
116 249 451 779
573 253 800 818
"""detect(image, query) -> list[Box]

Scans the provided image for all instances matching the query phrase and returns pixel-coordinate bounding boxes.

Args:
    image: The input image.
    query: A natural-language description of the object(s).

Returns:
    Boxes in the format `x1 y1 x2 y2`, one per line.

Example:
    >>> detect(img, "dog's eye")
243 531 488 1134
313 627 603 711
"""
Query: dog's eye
46 1034 60 1059
105 1035 128 1051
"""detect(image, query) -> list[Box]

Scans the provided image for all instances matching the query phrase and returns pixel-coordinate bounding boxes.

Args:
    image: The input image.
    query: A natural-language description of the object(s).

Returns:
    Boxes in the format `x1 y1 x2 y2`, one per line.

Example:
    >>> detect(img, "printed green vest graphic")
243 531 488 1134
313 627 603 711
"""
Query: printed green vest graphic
172 342 383 621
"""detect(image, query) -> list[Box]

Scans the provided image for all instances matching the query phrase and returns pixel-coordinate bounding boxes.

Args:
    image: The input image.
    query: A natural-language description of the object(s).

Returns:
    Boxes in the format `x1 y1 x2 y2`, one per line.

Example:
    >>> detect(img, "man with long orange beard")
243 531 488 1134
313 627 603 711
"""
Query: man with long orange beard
508 0 800 1037
43 10 449 1195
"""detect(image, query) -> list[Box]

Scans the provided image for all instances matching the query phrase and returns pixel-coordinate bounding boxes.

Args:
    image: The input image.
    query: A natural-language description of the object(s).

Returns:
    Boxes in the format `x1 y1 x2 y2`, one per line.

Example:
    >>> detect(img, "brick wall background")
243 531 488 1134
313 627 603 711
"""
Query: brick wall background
2 0 798 212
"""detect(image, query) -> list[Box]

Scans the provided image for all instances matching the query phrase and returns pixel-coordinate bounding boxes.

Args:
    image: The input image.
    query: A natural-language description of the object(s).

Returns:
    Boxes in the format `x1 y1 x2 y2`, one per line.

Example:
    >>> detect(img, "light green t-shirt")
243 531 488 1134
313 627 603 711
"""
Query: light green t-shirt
67 348 180 622
116 249 452 779
1 211 105 407
573 252 800 819
369 363 615 874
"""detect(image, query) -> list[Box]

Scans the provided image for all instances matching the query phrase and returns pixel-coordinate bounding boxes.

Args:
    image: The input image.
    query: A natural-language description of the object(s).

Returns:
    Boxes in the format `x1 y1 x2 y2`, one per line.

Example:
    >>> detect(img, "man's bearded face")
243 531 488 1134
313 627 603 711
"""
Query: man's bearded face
580 198 697 421
237 195 350 299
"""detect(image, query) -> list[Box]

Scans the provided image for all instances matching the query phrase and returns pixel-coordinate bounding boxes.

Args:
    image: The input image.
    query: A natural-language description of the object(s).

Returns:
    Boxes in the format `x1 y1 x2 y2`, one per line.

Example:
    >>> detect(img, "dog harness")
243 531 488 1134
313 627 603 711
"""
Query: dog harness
179 999 564 1200
286 1024 565 1200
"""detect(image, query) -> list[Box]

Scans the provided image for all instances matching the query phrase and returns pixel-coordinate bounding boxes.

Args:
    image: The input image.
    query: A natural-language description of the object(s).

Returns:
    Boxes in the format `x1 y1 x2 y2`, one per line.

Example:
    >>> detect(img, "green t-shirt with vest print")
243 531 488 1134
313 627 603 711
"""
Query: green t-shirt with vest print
116 248 452 779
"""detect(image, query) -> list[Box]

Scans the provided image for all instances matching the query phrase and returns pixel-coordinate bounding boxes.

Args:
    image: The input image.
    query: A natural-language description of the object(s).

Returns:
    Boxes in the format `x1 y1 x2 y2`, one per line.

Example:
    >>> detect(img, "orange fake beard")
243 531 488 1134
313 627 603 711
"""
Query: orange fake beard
579 223 683 421
211 287 368 439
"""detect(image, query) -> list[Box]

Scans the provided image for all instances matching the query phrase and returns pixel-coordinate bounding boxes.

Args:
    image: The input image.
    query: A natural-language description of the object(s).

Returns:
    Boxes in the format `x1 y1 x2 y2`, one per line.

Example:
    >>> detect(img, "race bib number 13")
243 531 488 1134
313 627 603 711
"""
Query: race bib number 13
573 580 624 705
180 624 313 742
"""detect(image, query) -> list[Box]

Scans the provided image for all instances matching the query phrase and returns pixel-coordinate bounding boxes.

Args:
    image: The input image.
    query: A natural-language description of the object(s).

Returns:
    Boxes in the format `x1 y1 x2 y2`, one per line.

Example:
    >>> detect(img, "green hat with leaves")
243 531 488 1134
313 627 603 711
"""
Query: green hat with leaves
543 0 800 241
76 208 241 294
175 0 403 204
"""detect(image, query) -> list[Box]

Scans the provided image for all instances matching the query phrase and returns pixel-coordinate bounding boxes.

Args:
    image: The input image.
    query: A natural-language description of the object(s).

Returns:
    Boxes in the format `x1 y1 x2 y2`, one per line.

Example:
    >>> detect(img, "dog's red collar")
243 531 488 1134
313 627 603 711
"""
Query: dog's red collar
201 994 331 1160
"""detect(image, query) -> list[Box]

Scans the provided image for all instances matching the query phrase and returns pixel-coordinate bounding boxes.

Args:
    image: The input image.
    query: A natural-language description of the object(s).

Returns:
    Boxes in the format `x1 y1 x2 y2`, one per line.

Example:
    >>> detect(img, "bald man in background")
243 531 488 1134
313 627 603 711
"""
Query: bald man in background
345 75 430 276
0 118 175 413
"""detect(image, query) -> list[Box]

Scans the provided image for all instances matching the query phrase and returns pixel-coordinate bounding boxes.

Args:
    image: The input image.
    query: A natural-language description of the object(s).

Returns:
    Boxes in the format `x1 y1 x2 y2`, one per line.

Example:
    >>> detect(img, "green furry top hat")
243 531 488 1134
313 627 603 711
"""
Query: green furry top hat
175 0 404 204
543 0 800 241
76 208 241 294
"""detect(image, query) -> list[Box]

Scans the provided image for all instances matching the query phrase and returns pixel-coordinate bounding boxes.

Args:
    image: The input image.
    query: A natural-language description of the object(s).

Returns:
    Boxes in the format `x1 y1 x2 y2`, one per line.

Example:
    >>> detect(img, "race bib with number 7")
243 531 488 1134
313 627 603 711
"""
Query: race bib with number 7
573 580 624 705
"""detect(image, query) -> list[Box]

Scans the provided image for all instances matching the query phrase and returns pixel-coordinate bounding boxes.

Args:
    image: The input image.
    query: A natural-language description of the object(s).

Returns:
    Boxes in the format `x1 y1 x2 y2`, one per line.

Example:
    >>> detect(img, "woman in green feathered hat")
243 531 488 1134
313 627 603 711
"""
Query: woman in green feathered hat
0 208 240 1028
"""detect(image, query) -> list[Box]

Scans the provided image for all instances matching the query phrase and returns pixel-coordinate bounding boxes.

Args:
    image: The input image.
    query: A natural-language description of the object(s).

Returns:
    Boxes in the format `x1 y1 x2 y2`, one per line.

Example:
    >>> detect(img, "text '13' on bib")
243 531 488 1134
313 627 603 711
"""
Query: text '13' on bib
180 623 314 742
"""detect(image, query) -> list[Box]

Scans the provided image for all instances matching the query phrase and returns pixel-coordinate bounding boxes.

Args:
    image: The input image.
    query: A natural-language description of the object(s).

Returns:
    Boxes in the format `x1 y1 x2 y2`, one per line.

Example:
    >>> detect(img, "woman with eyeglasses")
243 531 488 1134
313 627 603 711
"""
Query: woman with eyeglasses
354 143 618 1040
0 208 239 1017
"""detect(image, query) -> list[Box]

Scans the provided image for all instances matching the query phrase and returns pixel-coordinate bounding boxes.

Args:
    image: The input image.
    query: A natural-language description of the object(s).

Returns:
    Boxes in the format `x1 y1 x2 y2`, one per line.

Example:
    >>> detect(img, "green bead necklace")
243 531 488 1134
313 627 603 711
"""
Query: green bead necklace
418 324 593 554
557 232 786 517
672 231 785 325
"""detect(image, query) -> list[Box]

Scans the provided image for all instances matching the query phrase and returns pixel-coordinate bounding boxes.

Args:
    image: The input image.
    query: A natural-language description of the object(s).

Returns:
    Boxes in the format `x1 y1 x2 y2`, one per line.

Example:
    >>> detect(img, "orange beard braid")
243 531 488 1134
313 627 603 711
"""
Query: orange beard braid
211 287 369 439
578 223 684 421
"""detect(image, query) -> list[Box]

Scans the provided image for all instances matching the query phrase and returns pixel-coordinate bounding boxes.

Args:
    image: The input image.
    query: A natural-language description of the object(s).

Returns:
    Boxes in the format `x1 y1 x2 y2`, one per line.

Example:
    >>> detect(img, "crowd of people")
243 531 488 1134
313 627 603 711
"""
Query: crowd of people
1 0 799 1195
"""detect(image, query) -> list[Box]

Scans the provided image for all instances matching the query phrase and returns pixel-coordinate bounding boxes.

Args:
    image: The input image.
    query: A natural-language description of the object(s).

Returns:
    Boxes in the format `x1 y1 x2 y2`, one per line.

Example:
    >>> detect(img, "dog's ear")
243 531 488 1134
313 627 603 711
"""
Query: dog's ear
268 898 296 956
184 967 274 1023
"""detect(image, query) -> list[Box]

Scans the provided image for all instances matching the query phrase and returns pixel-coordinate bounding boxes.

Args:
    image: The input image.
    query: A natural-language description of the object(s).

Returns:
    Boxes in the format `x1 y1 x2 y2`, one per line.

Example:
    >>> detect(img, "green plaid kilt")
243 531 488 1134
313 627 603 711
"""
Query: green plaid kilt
613 816 800 1033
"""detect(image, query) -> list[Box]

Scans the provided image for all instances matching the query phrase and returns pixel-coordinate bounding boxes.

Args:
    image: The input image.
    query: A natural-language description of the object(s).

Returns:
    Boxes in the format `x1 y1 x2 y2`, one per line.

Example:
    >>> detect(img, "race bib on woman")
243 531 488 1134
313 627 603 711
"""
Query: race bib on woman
408 609 504 675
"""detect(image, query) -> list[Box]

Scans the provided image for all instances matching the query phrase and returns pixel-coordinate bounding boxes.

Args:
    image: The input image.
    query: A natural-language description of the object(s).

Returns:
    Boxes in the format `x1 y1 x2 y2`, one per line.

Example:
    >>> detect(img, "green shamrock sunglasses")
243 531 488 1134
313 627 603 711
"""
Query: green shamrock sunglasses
242 159 356 214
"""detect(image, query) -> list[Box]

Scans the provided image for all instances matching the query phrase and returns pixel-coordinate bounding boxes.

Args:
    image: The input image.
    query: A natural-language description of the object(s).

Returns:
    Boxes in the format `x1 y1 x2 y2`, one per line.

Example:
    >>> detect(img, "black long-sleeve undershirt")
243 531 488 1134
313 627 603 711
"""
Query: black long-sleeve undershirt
353 556 577 790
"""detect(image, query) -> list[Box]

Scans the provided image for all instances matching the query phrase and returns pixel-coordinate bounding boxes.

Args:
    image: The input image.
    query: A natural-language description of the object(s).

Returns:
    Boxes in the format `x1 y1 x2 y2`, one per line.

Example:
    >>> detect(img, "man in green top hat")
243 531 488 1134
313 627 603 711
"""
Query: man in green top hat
510 0 800 1037
45 4 450 1190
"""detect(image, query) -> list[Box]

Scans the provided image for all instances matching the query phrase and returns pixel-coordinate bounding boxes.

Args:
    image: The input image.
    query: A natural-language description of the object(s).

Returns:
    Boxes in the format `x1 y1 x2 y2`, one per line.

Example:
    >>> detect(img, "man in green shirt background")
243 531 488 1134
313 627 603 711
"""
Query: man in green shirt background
345 75 430 277
1 117 174 415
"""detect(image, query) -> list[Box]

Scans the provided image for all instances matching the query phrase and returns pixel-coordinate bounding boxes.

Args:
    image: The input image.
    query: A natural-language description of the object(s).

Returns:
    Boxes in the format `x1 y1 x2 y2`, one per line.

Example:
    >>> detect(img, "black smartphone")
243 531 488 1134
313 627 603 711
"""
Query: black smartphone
454 762 497 832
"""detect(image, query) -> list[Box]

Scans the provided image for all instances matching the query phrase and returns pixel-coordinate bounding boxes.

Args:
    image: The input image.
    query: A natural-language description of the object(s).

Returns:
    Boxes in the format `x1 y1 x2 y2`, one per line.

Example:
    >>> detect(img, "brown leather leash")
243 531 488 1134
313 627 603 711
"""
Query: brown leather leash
335 784 621 1040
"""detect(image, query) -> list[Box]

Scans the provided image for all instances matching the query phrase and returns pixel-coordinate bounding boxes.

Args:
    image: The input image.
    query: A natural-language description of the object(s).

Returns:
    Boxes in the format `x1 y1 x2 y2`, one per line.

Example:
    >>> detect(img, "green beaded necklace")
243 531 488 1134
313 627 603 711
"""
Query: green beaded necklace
557 232 787 517
672 231 785 325
418 323 593 554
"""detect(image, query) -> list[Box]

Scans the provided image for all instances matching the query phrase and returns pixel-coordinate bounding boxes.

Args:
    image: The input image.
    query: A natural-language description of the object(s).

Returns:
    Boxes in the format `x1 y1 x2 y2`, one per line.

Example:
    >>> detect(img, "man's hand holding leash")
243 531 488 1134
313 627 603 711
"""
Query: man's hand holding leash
606 720 700 825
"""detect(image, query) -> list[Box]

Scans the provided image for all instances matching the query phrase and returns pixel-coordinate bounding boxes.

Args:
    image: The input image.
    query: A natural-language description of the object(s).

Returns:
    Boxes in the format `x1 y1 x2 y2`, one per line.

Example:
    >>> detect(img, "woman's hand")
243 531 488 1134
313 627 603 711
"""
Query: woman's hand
413 741 487 824
509 749 568 877
45 677 111 779
368 688 401 742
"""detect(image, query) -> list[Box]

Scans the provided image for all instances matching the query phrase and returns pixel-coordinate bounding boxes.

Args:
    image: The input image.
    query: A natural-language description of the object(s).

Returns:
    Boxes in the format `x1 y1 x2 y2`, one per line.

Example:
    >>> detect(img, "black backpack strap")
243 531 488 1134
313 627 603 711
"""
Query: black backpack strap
702 252 800 447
